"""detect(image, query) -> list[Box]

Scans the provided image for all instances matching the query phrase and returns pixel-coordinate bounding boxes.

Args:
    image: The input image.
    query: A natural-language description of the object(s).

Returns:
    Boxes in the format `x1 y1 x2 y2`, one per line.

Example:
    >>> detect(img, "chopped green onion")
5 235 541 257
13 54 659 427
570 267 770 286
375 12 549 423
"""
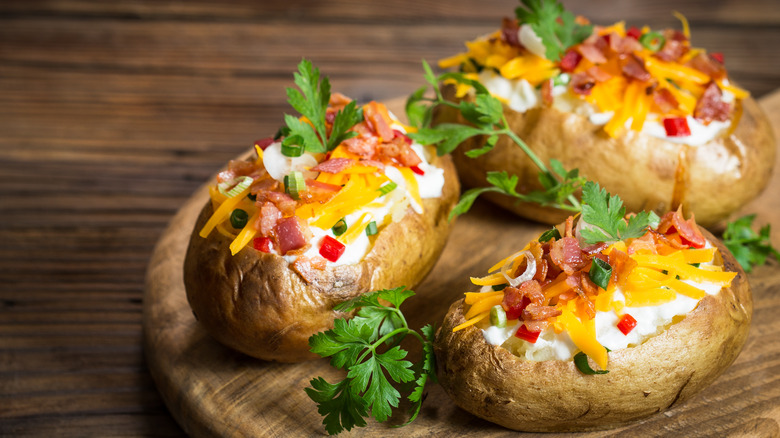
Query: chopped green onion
332 218 347 236
223 176 254 198
280 141 304 157
589 258 612 290
377 181 398 196
691 262 700 268
639 32 666 51
365 221 378 236
574 351 609 375
492 283 508 291
489 305 507 328
284 171 305 200
230 209 249 229
539 227 561 243
247 193 257 201
553 73 570 87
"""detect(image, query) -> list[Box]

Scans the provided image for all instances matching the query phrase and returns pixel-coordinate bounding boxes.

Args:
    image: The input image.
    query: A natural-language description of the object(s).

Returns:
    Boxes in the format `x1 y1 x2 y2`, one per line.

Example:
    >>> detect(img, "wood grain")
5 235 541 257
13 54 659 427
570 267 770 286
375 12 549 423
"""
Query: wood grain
143 94 780 437
1 1 779 436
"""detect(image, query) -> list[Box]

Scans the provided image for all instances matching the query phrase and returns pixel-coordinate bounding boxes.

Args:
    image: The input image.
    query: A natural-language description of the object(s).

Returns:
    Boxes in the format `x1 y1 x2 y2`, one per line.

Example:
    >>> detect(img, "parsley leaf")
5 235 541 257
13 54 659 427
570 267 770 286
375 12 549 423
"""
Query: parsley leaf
579 182 653 244
722 214 780 273
282 59 363 153
515 0 593 61
306 288 436 435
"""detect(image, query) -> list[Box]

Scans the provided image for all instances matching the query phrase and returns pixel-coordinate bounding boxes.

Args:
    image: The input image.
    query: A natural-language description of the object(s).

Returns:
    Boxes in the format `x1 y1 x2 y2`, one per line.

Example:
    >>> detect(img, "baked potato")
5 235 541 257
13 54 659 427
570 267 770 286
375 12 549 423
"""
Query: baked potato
435 1 775 227
183 80 459 362
435 192 751 431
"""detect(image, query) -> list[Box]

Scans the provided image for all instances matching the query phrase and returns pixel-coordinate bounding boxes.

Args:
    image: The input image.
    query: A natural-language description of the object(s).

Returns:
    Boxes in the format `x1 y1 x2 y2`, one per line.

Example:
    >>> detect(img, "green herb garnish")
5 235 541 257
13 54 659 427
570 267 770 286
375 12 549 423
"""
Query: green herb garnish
574 349 610 375
579 182 657 245
722 214 780 273
306 288 436 435
515 0 593 61
280 59 363 154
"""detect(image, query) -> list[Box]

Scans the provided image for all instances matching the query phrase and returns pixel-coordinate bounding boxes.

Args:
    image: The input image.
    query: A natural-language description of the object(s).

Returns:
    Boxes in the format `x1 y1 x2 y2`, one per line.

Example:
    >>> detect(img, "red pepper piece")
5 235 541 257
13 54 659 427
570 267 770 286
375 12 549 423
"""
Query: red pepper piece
410 165 425 176
254 137 274 151
626 26 642 40
253 237 273 253
710 52 724 64
560 50 583 73
515 324 541 343
617 314 638 335
662 117 691 137
319 235 346 262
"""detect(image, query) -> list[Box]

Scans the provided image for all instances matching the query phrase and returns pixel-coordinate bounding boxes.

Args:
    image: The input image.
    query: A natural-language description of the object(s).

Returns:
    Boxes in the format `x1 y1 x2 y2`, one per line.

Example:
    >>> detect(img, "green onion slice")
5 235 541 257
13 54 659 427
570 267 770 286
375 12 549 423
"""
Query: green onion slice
222 176 254 198
492 283 508 291
377 181 398 195
574 351 609 375
280 140 304 157
365 221 378 236
284 171 306 200
332 218 347 236
489 305 507 328
539 227 561 243
589 258 612 290
230 209 249 229
639 31 666 51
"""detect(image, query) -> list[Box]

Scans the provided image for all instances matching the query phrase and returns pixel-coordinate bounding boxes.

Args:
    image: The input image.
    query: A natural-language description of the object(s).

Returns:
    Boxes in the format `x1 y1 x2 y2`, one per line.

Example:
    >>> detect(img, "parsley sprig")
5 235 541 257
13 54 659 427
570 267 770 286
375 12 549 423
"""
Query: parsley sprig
515 0 593 61
407 60 585 219
278 59 363 153
722 214 780 272
580 182 660 244
306 287 436 435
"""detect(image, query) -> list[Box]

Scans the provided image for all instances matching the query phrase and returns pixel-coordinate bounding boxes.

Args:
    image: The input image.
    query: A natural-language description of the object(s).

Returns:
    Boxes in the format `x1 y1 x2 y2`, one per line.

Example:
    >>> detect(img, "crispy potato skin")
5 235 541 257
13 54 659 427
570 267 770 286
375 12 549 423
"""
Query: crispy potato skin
440 84 776 227
184 154 459 362
434 229 751 432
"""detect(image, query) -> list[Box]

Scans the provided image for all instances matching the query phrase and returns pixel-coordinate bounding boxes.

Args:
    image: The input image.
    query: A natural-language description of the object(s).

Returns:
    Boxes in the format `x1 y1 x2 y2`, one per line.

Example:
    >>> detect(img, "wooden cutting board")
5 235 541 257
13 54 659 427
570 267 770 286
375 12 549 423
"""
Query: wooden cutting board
143 92 780 437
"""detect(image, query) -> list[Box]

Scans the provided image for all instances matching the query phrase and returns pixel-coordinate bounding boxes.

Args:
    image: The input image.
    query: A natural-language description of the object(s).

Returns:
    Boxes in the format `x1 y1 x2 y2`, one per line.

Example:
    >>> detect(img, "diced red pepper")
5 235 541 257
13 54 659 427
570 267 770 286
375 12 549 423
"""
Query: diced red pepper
663 117 691 137
560 50 583 73
410 165 425 176
515 324 541 343
626 26 642 40
617 314 638 335
253 237 273 253
393 129 412 145
503 292 530 321
254 137 274 151
710 52 724 64
319 235 346 262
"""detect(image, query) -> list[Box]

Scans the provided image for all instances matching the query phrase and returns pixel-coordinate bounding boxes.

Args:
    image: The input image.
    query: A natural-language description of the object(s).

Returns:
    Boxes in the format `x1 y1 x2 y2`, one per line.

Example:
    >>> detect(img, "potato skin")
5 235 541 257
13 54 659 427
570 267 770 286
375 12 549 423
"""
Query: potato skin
440 84 776 227
184 154 459 362
434 229 751 432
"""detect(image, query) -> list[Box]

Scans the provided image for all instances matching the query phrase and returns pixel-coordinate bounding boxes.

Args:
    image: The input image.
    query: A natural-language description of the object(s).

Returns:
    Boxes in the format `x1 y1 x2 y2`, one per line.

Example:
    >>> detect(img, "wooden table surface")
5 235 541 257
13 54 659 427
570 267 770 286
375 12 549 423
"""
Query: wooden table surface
2 1 779 436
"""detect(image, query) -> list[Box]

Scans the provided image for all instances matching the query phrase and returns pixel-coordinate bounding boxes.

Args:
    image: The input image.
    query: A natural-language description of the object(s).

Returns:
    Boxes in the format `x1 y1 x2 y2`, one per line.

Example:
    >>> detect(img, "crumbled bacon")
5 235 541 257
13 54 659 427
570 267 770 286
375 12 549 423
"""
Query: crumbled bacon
608 249 636 289
291 256 327 284
343 123 379 157
559 50 583 73
329 92 352 109
627 232 657 255
364 101 394 141
654 38 689 62
275 216 311 254
686 53 727 80
500 17 521 47
541 79 554 107
522 303 562 322
503 281 545 320
577 42 607 64
653 88 679 113
694 81 731 124
311 157 355 174
621 54 651 82
582 242 609 255
550 237 587 274
609 32 643 54
570 72 595 95
256 202 281 237
657 207 706 248
257 191 297 216
585 66 612 83
217 159 257 183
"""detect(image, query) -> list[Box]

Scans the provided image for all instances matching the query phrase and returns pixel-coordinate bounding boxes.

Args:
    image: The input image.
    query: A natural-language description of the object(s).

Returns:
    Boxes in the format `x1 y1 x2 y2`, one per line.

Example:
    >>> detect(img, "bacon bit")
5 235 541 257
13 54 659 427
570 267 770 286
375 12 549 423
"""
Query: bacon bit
503 281 545 320
649 229 688 251
501 17 521 47
621 54 651 82
560 50 583 72
627 232 657 255
359 159 385 170
217 159 257 183
311 157 355 174
694 81 731 124
393 129 412 145
300 179 341 204
258 191 297 216
343 123 379 157
710 52 725 64
626 26 642 40
257 202 282 237
564 216 575 238
653 88 680 113
657 207 706 248
565 272 595 318
570 72 595 95
687 53 727 80
551 237 587 275
654 38 689 62
577 42 607 64
325 110 336 125
329 92 352 108
582 242 609 256
580 273 599 296
586 66 612 83
292 256 326 284
663 117 691 137
364 101 394 141
607 32 643 55
608 249 636 289
541 78 554 107
522 303 562 322
254 137 274 151
276 216 311 254
528 241 547 282
304 179 341 193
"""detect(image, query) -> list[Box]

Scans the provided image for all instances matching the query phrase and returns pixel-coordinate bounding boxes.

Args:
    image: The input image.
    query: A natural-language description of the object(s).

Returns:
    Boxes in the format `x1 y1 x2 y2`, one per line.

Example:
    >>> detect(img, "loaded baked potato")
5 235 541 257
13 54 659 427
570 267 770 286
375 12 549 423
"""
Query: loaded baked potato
436 0 775 226
184 62 459 362
435 183 751 431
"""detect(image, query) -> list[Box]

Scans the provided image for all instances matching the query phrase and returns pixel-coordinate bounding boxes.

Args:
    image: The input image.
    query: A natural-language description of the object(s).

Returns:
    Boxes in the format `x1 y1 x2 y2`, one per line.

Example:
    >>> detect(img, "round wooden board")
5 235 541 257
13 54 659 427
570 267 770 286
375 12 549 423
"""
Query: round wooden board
144 93 780 437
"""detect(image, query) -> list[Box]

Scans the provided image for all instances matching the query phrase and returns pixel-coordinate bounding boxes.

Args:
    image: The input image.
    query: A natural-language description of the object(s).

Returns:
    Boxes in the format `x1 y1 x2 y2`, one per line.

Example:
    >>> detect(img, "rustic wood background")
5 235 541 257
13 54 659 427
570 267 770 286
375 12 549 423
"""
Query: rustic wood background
1 0 779 436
